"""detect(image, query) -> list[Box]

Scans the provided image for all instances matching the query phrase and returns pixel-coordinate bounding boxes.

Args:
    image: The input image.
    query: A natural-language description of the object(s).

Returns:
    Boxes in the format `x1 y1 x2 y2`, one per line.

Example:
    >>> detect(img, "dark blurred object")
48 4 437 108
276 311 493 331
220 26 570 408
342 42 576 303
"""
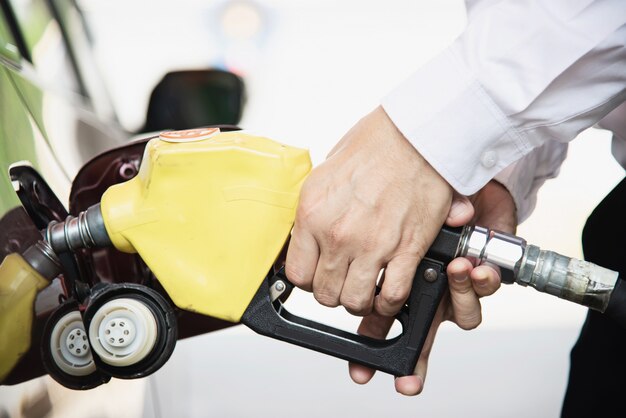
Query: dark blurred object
10 164 69 230
141 69 246 133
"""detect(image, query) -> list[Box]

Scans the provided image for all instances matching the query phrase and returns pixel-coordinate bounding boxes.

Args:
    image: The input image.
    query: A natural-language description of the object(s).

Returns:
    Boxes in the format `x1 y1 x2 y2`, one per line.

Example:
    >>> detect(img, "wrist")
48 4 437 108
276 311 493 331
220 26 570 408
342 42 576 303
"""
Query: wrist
378 105 454 202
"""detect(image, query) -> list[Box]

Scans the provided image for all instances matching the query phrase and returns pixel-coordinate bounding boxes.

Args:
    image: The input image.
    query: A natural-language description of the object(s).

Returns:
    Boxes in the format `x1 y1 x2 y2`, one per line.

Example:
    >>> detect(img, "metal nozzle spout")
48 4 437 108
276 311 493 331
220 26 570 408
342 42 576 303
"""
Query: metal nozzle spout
44 204 111 254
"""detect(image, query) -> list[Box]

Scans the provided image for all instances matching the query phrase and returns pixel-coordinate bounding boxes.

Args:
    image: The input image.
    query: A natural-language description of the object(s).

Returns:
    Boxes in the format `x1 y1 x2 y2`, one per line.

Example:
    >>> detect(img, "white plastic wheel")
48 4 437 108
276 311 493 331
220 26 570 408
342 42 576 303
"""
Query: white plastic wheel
88 298 158 367
49 310 97 376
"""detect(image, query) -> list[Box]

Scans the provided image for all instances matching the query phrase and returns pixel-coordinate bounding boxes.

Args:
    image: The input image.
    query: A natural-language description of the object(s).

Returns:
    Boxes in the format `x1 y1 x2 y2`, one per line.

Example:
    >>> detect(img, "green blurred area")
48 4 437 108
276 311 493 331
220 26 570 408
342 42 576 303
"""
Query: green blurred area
0 67 37 213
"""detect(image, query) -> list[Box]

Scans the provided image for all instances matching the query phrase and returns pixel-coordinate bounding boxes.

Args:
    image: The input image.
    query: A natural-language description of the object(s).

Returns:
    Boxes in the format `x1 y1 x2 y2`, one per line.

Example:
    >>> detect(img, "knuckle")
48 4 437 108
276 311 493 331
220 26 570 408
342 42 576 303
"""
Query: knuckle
295 187 323 226
340 295 372 316
314 290 340 308
380 284 410 311
295 198 317 226
359 234 377 253
398 233 428 261
457 312 482 330
381 290 405 307
326 219 349 249
284 263 308 288
368 234 399 256
391 250 421 270
451 281 475 296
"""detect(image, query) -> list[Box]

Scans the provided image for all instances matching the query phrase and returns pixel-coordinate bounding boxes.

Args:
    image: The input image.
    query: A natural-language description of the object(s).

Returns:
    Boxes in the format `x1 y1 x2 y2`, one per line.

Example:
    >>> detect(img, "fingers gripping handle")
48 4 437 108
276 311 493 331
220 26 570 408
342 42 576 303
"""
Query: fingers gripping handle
241 260 448 377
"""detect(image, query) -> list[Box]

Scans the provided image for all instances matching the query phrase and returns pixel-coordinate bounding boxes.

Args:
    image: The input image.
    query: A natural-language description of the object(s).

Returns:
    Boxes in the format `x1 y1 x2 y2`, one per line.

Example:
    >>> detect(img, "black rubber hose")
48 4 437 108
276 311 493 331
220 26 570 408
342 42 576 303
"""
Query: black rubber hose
603 277 626 329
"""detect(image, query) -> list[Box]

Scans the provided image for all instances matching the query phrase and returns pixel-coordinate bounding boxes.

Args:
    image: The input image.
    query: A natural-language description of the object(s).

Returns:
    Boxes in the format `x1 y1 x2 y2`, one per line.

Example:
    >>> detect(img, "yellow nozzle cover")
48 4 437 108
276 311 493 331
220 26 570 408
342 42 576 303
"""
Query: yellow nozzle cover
0 253 50 382
100 131 311 322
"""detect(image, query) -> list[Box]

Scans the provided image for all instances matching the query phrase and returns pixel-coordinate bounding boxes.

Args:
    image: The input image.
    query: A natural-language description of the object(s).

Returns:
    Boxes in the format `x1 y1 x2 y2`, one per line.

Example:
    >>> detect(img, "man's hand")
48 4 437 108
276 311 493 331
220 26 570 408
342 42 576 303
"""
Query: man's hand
285 106 454 318
348 180 517 395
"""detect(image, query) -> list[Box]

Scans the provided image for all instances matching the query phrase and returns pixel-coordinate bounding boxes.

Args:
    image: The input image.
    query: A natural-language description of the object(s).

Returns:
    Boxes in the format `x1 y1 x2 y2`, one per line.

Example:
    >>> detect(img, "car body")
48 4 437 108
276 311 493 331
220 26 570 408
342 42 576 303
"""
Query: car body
0 0 244 389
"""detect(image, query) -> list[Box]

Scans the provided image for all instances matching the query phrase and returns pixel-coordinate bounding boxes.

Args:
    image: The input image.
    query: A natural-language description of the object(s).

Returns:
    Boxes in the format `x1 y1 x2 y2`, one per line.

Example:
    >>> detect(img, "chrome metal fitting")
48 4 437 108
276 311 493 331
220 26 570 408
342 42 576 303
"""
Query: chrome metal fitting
458 226 526 283
44 204 111 254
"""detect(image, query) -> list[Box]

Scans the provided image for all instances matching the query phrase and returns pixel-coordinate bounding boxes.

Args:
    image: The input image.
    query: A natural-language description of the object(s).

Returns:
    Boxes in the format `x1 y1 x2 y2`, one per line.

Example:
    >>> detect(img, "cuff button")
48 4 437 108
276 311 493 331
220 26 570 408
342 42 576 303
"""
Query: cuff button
480 150 498 169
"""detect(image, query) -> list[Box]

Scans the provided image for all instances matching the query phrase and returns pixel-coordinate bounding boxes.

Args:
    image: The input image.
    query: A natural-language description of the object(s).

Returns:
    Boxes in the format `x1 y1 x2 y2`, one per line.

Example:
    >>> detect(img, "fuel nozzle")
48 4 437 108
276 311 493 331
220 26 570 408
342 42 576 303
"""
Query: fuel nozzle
457 226 619 313
38 201 623 315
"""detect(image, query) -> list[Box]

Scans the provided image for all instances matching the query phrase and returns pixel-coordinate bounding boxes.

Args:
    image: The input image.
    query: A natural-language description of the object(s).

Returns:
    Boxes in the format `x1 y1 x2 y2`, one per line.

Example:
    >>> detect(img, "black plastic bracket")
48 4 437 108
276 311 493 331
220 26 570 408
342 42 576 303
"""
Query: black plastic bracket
8 163 86 288
242 258 448 377
9 163 69 228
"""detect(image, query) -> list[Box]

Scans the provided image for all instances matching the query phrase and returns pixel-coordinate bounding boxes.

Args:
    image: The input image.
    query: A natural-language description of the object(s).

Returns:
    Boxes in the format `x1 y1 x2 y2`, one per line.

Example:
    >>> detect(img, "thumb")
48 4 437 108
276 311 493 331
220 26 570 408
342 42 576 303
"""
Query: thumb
446 193 474 227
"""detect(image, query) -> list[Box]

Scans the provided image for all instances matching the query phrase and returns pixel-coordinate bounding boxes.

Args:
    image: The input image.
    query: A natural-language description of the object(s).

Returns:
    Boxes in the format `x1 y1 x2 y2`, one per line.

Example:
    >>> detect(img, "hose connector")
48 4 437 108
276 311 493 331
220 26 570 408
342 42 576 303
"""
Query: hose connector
517 245 618 312
457 225 620 312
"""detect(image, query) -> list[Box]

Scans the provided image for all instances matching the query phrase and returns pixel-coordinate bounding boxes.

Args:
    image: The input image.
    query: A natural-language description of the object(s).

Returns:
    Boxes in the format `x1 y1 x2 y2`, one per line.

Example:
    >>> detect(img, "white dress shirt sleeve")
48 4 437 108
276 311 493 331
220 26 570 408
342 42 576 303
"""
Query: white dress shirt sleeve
598 102 626 168
382 0 626 196
490 101 626 223
493 141 568 223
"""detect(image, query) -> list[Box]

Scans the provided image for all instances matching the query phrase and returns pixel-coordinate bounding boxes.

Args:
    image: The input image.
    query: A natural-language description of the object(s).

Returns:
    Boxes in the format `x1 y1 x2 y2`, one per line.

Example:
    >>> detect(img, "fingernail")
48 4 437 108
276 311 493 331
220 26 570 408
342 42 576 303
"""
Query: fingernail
448 198 470 219
475 270 488 280
474 271 488 286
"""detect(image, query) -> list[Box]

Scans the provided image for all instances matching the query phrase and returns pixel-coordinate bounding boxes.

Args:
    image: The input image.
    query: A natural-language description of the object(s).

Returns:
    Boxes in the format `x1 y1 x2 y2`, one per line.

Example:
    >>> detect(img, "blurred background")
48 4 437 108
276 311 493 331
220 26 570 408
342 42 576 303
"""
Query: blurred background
0 0 623 417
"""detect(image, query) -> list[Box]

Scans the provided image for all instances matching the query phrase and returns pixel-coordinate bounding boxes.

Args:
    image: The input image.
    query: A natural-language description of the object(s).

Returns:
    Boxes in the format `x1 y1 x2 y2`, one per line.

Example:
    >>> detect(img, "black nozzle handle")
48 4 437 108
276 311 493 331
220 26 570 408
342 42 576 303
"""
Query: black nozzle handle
241 258 449 377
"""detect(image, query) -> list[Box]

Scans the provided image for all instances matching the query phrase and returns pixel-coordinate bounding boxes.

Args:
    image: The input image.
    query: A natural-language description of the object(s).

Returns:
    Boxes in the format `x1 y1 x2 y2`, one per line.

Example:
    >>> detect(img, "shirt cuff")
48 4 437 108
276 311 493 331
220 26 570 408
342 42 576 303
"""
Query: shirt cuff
493 161 534 224
493 140 569 223
381 45 532 196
